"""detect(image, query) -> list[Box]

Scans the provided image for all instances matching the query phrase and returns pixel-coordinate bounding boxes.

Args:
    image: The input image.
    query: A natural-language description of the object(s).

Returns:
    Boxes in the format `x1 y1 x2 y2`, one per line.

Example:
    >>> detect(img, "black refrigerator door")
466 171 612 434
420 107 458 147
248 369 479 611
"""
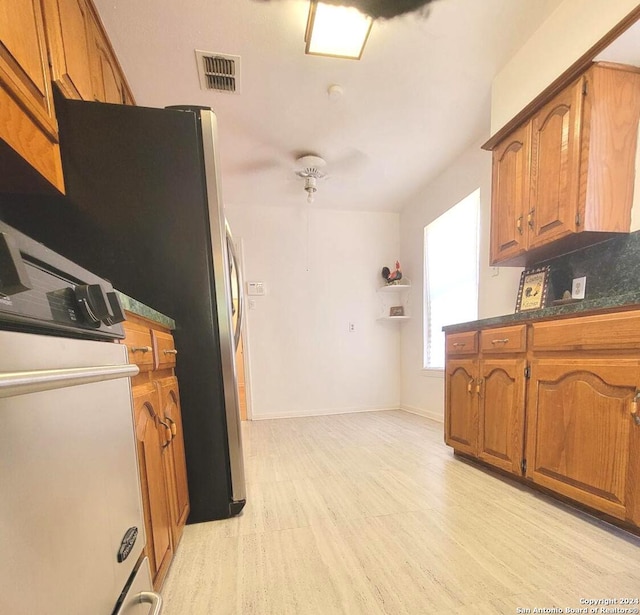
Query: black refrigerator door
2 96 239 521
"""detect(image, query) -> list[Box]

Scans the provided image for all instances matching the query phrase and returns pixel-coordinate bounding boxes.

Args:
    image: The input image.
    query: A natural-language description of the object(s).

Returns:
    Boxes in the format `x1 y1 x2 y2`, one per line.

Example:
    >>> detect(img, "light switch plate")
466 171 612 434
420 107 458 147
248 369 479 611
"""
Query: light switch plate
571 276 586 299
246 281 265 296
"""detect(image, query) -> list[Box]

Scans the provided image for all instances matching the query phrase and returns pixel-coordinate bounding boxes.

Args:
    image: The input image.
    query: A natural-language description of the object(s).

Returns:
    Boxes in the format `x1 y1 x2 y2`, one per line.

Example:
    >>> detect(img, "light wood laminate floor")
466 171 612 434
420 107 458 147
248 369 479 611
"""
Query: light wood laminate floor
161 410 640 614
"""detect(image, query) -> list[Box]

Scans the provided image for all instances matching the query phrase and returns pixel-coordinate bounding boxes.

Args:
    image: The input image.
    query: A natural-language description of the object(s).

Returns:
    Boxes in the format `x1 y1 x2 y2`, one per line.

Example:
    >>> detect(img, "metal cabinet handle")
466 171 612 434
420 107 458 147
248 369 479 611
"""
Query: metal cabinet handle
476 378 484 398
516 216 523 235
131 346 152 353
467 378 474 394
452 342 466 348
139 591 163 615
163 349 178 355
166 416 177 437
632 392 640 426
491 338 509 345
527 209 535 229
158 418 172 447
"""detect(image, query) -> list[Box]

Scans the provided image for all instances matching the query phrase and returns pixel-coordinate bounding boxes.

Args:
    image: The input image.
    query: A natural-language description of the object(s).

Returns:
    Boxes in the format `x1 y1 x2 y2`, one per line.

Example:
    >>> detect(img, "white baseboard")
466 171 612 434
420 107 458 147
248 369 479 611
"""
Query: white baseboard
400 404 444 423
251 405 401 421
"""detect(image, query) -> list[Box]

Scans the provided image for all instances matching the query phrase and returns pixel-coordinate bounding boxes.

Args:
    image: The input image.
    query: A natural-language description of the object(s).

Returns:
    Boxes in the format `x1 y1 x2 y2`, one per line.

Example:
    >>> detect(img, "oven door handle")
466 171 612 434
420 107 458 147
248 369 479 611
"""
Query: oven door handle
0 364 140 399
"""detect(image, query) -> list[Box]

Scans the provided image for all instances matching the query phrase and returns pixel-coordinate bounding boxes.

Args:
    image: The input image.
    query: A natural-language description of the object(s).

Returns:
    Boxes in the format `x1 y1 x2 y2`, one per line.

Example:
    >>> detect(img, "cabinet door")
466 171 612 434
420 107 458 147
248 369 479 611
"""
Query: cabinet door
88 12 122 104
490 123 530 264
132 383 173 590
526 358 640 524
445 359 478 456
42 0 96 100
0 0 55 127
478 358 526 474
157 377 190 548
528 79 584 249
0 0 63 190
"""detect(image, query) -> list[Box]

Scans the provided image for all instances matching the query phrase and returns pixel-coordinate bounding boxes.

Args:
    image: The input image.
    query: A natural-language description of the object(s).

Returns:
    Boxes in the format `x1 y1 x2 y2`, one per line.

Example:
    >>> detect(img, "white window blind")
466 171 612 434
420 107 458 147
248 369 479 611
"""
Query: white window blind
424 190 480 369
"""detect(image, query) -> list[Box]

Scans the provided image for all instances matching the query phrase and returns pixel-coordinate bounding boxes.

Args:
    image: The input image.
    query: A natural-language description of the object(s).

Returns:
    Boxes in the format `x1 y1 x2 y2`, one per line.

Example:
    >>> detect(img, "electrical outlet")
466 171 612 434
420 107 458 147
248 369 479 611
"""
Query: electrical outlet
572 276 586 299
348 322 355 332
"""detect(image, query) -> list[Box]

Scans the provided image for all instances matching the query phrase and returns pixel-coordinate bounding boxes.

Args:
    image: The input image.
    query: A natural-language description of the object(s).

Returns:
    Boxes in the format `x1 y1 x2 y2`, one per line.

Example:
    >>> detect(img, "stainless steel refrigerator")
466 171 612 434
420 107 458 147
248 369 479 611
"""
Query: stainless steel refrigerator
1 96 247 522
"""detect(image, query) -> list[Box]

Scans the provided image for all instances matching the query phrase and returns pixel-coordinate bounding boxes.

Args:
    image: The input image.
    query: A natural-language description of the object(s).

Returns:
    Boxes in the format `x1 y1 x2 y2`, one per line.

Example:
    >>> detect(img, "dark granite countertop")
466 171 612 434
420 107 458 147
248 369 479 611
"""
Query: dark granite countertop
443 291 640 333
115 291 176 330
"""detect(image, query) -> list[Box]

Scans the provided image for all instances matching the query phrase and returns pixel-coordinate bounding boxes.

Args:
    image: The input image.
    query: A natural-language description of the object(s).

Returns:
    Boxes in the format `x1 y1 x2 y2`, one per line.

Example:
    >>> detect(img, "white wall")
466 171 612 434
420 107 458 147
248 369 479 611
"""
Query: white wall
225 205 401 419
398 138 523 422
491 0 640 133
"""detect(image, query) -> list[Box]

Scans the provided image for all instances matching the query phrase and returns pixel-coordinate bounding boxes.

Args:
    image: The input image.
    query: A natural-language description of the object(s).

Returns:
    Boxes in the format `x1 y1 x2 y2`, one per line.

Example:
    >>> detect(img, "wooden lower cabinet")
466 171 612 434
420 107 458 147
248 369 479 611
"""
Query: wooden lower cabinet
157 376 190 547
445 310 640 532
124 312 189 590
527 358 640 525
132 382 173 589
444 359 478 456
478 358 526 475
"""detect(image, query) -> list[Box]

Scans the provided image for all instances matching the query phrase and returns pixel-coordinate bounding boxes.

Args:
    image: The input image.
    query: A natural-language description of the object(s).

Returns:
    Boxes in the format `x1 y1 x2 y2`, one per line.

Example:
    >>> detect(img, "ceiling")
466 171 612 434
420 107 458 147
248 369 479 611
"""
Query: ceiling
93 0 567 213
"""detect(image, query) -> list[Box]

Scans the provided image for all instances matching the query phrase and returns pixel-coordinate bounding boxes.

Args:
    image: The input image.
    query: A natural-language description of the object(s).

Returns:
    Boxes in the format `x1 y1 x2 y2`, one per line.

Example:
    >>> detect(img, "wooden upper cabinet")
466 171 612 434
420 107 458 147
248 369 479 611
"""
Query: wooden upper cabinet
489 62 640 266
0 0 64 191
42 0 135 105
41 0 96 100
490 123 530 263
526 358 640 525
528 78 583 249
88 11 128 104
581 63 640 232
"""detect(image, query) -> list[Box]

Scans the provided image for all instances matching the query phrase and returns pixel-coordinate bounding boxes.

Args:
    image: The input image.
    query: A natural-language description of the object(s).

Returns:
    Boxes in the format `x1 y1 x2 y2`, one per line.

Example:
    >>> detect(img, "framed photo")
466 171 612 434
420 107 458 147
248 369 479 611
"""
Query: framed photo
515 266 550 312
389 305 405 317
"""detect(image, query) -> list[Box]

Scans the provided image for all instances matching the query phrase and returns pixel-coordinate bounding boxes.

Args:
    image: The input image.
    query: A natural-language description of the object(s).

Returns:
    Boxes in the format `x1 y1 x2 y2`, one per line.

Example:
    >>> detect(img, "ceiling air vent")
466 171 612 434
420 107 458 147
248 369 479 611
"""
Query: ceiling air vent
195 50 241 94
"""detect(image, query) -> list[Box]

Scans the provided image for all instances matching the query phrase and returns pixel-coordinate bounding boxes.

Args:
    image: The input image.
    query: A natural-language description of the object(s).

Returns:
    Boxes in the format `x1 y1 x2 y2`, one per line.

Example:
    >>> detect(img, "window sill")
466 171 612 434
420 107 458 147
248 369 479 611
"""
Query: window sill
421 368 444 378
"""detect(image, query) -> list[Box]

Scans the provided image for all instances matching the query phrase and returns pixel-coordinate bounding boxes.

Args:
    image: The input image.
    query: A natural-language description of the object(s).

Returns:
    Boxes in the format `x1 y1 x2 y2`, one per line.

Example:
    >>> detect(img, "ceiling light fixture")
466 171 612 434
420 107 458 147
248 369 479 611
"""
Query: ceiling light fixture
295 155 327 203
305 1 373 60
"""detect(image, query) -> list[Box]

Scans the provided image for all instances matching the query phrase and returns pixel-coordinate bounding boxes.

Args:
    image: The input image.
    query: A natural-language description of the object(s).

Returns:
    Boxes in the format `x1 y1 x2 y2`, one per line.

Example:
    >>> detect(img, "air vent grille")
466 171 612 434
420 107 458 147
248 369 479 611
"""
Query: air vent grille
195 50 241 94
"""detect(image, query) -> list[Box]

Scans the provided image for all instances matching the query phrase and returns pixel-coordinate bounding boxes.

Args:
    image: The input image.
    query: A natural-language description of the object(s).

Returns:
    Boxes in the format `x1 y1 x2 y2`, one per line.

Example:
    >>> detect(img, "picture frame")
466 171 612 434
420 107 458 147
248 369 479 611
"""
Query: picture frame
515 266 550 312
389 305 405 317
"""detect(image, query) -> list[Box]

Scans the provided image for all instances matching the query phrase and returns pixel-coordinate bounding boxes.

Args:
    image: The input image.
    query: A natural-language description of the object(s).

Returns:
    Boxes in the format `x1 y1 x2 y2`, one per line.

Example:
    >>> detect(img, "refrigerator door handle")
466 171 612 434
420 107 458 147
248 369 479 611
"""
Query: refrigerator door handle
226 227 244 351
139 591 163 615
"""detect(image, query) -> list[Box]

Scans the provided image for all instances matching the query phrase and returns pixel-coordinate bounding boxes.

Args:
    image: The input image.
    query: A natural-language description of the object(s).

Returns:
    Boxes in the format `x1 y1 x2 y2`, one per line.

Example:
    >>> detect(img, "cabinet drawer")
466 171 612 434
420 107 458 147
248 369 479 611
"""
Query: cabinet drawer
152 330 177 370
532 311 640 351
446 331 478 355
122 321 154 371
480 325 526 353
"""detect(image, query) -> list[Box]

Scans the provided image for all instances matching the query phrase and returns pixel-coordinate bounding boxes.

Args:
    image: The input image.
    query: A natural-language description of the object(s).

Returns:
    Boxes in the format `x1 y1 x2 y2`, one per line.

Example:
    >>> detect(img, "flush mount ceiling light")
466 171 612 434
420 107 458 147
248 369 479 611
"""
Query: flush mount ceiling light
305 1 373 60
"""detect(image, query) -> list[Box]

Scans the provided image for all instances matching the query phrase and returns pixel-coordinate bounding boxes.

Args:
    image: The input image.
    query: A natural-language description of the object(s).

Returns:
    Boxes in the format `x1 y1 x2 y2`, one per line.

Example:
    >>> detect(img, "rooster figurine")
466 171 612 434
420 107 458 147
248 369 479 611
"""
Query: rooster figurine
382 261 403 284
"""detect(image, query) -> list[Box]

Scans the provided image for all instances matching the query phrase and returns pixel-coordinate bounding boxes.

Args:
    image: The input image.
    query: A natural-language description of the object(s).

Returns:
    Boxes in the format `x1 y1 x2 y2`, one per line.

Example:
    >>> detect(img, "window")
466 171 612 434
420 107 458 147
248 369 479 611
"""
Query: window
424 189 480 369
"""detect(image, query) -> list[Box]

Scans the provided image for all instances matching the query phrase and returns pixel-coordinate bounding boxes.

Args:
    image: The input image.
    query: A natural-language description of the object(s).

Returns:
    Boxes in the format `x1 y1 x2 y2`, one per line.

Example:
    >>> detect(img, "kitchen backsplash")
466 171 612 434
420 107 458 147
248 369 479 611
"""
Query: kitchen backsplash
536 231 640 303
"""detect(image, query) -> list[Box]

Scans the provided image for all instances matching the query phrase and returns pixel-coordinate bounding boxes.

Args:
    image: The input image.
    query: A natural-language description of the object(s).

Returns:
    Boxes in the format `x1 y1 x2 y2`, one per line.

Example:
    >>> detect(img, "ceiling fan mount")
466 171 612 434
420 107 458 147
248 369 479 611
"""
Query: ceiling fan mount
295 155 327 203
